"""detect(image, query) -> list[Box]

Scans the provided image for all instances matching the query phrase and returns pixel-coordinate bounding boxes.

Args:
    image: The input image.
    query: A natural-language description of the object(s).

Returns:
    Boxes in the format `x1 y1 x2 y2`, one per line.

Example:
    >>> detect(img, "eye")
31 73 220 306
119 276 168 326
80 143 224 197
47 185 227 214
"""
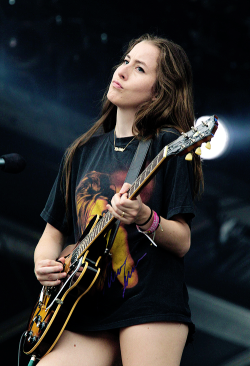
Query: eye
136 66 145 73
124 59 129 65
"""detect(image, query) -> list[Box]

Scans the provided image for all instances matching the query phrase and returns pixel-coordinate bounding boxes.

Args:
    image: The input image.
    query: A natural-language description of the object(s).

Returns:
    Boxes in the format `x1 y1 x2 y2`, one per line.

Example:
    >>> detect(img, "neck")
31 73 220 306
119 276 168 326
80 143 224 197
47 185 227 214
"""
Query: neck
115 108 136 137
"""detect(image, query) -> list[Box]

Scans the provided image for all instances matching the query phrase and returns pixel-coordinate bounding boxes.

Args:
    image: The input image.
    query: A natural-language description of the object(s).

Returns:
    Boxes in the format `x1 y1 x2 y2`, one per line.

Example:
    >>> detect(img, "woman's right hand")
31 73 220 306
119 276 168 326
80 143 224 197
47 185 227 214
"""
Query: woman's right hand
35 257 67 286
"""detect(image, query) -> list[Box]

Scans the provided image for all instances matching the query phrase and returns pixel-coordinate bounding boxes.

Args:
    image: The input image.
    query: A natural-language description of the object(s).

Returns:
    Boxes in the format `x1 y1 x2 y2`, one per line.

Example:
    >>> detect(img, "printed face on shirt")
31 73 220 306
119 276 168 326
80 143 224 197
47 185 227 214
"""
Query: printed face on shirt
76 170 141 293
107 41 159 113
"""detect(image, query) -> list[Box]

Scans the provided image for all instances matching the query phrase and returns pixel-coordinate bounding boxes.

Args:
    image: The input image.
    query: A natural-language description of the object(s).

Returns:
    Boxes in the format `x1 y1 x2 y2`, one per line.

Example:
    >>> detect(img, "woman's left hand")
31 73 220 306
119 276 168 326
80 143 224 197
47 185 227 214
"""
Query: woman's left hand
106 183 143 224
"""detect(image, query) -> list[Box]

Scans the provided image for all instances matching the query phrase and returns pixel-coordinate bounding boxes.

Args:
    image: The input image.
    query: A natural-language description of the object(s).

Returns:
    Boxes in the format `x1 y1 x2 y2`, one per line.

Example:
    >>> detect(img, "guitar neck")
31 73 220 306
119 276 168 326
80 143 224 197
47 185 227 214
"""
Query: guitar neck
73 114 218 261
127 145 168 199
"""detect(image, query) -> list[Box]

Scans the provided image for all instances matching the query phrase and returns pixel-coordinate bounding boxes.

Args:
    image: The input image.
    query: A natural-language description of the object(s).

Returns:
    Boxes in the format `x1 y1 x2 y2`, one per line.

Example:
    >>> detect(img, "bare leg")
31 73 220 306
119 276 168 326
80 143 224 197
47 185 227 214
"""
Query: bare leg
120 322 189 366
36 330 122 366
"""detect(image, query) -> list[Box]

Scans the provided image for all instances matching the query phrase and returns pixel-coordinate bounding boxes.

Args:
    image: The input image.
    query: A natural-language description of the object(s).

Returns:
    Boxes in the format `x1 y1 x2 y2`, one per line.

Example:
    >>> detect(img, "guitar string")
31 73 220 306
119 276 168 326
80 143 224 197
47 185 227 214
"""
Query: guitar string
72 140 179 260
73 149 166 261
72 124 212 261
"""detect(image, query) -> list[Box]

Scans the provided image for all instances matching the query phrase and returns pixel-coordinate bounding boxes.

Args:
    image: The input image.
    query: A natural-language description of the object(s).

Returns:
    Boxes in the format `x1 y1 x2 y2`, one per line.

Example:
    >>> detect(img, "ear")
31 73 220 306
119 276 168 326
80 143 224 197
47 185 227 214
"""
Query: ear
152 95 158 101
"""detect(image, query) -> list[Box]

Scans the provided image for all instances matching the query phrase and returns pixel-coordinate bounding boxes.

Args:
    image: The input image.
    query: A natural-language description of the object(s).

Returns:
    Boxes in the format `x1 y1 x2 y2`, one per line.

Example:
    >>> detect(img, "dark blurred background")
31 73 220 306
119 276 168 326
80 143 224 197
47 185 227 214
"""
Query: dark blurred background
0 0 250 365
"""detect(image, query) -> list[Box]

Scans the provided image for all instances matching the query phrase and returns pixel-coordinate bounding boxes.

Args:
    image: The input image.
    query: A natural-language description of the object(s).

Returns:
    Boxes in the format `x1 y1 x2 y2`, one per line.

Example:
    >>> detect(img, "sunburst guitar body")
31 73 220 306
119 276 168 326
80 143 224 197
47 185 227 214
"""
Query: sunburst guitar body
23 215 108 359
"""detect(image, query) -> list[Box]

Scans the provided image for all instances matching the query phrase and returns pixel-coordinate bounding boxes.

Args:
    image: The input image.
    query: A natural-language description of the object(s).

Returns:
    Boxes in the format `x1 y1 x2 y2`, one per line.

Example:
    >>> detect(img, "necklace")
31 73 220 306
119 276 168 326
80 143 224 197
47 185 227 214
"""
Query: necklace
114 130 136 152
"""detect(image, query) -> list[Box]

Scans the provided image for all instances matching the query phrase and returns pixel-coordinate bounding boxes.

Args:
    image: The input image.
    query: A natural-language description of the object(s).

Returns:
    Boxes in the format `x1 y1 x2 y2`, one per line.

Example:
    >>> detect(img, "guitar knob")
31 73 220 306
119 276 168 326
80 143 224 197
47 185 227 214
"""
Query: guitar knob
205 141 211 149
31 336 38 343
35 315 42 327
27 331 33 342
195 147 201 155
39 322 47 331
185 153 193 161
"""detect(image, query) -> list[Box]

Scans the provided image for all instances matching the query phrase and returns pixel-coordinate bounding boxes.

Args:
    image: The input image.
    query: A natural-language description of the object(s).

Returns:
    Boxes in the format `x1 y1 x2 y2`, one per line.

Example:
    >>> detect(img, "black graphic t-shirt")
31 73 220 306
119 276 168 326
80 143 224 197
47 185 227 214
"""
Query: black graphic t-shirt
41 129 195 339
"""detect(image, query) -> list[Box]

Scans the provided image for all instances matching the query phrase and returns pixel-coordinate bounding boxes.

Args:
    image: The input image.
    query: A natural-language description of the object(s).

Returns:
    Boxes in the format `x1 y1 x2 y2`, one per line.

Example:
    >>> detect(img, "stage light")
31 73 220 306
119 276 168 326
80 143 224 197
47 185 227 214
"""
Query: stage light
195 116 229 160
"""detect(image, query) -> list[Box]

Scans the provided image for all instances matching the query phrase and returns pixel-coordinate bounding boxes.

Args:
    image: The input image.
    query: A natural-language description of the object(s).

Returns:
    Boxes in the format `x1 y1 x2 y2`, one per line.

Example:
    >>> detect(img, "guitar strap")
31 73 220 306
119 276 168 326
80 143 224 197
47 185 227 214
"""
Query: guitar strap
106 138 152 253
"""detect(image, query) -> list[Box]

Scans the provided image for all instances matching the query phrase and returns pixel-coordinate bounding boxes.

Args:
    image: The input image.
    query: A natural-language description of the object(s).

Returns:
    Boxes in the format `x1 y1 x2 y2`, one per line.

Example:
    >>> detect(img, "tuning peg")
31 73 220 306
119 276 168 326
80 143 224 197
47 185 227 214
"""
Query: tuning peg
205 141 211 150
185 153 193 161
195 147 202 155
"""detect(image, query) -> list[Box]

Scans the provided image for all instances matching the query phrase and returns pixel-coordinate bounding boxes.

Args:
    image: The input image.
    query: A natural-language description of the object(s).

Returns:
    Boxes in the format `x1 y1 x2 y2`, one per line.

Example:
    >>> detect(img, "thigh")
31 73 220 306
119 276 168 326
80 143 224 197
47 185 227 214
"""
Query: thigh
36 330 122 366
119 322 189 366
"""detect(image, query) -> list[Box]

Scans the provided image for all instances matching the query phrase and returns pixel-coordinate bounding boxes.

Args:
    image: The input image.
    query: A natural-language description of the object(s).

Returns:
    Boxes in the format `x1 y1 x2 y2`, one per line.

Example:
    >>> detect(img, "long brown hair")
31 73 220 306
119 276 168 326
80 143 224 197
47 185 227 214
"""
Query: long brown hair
63 34 203 210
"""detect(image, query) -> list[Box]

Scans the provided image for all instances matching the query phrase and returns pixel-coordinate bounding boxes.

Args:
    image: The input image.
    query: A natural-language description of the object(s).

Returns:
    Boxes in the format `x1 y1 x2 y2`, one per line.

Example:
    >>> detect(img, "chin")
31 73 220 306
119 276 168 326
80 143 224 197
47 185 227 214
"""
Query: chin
107 92 119 108
107 89 115 103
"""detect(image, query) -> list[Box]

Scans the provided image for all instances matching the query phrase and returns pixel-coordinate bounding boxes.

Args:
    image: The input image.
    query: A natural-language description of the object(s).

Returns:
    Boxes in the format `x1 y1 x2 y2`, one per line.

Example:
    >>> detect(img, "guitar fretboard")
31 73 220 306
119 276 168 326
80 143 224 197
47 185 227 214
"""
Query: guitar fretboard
128 147 166 199
70 114 218 264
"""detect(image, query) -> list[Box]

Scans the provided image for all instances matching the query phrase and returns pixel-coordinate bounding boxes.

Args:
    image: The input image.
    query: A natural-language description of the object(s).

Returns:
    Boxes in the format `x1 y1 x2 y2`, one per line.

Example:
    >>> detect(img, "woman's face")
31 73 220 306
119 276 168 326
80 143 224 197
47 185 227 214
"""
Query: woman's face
107 41 159 113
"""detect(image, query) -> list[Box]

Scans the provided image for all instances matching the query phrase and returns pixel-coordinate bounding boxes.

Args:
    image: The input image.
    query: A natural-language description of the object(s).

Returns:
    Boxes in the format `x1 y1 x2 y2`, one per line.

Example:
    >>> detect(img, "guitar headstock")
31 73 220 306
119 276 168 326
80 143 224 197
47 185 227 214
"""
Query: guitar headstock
165 115 219 160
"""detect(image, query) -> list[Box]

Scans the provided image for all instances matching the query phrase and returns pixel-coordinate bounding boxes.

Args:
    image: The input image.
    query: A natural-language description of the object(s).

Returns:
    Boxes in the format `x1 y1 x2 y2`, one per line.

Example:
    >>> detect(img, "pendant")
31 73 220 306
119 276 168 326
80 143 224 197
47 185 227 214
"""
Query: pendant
114 147 125 152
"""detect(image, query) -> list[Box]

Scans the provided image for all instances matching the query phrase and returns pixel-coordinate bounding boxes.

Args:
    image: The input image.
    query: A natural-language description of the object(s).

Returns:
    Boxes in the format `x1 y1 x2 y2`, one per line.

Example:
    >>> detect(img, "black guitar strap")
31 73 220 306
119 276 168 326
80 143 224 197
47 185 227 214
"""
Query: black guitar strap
106 138 152 253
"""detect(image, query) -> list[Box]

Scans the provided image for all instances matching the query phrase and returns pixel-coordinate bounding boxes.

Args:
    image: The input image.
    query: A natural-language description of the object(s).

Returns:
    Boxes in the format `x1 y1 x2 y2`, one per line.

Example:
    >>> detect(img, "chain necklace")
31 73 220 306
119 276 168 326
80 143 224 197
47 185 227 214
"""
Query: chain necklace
114 130 136 152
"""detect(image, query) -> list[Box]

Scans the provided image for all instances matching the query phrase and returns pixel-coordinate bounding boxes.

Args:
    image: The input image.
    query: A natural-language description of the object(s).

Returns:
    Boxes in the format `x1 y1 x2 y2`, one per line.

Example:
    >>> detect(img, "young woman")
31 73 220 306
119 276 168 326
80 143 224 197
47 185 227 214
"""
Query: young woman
34 34 203 366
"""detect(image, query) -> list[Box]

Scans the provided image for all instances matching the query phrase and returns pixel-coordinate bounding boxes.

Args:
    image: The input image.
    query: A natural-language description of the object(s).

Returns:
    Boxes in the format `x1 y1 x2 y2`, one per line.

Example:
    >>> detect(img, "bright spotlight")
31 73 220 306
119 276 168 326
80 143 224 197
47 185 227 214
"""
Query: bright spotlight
195 116 229 160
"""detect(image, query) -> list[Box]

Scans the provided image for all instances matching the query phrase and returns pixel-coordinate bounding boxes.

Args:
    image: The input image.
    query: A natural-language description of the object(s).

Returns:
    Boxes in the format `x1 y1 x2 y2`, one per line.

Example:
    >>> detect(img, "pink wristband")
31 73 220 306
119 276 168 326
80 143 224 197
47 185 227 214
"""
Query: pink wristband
136 211 159 234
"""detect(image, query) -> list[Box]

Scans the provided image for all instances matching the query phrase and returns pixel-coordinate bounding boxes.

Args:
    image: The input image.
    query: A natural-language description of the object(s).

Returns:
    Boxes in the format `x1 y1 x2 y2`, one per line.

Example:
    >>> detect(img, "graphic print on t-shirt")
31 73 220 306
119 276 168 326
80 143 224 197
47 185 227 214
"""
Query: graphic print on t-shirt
75 169 154 295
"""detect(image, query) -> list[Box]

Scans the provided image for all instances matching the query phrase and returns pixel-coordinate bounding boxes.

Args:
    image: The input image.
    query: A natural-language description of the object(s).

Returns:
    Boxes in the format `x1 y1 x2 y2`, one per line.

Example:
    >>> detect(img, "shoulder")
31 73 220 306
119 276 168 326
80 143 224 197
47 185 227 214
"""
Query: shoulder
81 132 110 149
74 131 111 156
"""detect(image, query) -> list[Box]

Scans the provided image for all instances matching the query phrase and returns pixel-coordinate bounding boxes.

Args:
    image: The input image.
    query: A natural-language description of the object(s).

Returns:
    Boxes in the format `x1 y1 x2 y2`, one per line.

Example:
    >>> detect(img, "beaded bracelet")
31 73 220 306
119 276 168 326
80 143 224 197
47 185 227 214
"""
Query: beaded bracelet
135 208 153 227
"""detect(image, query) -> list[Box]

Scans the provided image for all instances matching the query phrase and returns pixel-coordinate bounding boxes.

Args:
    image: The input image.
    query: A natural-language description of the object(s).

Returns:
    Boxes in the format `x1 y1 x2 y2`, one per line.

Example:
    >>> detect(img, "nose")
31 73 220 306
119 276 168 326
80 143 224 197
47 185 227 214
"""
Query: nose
117 63 128 80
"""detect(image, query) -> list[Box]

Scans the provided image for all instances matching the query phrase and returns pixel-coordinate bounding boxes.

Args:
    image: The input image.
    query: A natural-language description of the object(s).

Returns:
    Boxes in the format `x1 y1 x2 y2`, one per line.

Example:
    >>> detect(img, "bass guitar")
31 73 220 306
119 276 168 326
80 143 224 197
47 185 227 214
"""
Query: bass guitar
23 115 218 360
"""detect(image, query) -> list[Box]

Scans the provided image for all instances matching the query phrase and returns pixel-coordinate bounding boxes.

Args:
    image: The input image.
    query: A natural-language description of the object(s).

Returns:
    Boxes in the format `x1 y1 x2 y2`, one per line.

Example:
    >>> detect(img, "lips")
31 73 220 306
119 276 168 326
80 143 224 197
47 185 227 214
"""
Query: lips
113 80 123 89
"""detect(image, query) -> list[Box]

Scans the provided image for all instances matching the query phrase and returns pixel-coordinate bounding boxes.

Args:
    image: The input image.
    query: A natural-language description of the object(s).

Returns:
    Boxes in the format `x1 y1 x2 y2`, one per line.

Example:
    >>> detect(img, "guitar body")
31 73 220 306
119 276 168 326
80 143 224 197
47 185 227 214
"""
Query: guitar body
23 215 109 359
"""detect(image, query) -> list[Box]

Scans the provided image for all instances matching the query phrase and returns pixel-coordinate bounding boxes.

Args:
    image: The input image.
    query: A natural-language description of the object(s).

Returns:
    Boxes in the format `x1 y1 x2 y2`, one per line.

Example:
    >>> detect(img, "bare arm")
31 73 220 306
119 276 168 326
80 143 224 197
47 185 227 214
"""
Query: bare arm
107 183 191 258
145 212 190 257
34 223 68 286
